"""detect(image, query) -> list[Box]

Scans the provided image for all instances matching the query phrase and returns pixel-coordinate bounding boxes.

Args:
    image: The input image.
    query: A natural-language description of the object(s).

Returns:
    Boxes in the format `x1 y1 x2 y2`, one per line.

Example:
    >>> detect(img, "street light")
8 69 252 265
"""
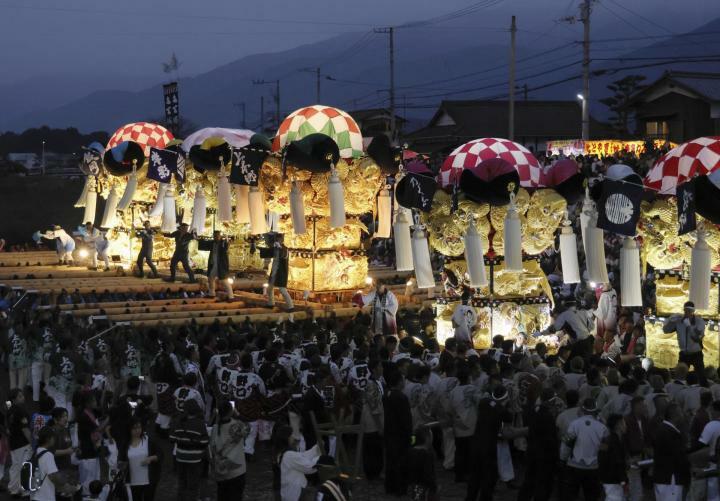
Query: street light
41 140 46 175
576 94 587 140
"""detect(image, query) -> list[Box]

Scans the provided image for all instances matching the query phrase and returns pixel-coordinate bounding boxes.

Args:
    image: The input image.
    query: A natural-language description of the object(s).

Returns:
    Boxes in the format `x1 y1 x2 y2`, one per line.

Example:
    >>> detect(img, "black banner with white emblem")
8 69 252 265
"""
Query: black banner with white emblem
174 153 186 183
148 147 180 183
395 172 437 212
163 82 179 134
677 181 696 235
229 147 265 186
80 147 102 176
596 178 643 236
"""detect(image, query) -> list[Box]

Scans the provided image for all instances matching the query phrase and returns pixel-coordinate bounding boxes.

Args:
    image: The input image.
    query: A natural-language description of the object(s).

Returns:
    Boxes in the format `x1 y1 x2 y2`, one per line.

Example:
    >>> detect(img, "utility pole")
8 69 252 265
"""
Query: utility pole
560 1 593 140
581 1 591 140
374 27 396 144
233 102 246 129
260 96 265 133
523 84 528 101
508 16 517 141
275 80 280 130
253 79 280 130
299 67 321 102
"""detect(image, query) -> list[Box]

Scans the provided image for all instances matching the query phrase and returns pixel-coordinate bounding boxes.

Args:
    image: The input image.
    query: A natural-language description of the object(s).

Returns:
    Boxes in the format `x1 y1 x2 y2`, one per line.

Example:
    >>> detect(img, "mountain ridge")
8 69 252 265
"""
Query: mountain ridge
3 16 720 134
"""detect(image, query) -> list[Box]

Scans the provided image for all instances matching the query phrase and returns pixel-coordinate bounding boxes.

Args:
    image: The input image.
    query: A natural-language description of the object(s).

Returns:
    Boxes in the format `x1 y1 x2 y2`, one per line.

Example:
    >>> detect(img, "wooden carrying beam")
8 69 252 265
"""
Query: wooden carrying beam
104 306 273 322
125 306 360 327
70 300 250 317
57 297 218 311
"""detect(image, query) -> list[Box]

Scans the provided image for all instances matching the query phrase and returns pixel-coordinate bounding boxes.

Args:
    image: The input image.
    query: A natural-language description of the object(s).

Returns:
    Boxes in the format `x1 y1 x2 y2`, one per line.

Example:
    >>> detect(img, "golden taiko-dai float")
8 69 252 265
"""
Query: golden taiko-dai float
638 137 720 367
405 138 577 348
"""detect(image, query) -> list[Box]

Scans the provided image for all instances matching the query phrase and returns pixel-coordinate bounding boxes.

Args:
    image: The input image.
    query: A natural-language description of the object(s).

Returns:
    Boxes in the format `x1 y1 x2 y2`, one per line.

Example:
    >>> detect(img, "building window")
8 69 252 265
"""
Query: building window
646 120 668 138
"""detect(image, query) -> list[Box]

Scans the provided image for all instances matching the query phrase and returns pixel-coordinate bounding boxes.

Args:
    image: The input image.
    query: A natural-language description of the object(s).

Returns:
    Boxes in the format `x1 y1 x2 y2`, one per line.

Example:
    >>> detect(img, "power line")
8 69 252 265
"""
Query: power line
605 0 675 35
319 31 377 67
335 44 583 107
394 42 578 91
596 1 652 38
593 54 720 61
0 2 375 26
389 55 720 110
398 59 583 101
398 48 582 94
589 30 720 43
324 75 382 86
397 0 505 29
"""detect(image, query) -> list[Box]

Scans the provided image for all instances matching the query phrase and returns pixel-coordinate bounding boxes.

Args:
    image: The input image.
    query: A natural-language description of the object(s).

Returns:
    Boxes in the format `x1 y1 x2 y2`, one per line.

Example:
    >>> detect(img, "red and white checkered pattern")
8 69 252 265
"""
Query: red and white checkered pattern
439 138 542 189
106 122 174 157
645 136 720 195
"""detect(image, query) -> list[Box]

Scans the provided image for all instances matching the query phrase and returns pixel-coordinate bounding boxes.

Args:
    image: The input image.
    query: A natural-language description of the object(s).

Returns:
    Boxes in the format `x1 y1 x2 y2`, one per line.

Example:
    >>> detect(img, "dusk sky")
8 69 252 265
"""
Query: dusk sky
1 0 718 87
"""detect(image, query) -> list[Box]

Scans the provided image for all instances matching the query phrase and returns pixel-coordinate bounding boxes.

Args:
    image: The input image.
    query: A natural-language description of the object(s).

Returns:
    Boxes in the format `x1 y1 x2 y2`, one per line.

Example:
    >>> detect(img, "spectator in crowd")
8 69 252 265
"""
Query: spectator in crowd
169 398 209 501
8 387 32 497
561 398 607 500
32 426 80 501
653 403 691 500
119 417 163 501
210 400 249 501
599 414 628 501
383 369 412 496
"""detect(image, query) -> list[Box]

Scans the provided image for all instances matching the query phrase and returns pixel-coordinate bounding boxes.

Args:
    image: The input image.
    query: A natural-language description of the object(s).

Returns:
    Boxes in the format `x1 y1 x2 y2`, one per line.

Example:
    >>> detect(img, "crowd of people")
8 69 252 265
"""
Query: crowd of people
1 274 719 501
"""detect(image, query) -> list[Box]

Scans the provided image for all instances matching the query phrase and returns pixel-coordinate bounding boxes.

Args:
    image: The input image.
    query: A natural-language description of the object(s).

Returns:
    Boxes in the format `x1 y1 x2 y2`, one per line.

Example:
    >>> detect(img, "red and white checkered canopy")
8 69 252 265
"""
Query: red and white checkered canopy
644 136 720 195
439 137 542 189
106 122 174 157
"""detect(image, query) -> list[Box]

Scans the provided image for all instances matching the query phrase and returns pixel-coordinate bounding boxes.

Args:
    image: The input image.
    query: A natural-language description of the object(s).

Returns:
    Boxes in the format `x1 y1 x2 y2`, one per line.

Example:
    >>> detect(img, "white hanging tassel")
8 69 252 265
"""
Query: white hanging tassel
182 198 193 225
559 212 580 284
267 211 280 232
161 186 177 233
411 225 434 288
620 237 642 306
464 221 487 287
100 187 119 228
289 181 307 235
190 185 207 236
585 210 609 284
74 176 91 208
328 167 346 229
149 183 168 218
117 165 138 211
234 184 250 224
217 171 233 223
580 189 594 257
689 228 712 309
393 211 413 271
503 192 523 271
82 183 97 225
375 189 392 238
248 185 267 235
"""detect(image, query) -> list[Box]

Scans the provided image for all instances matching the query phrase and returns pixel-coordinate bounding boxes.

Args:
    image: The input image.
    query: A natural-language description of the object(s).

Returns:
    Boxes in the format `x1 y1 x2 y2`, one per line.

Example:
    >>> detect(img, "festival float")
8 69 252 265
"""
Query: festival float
262 105 386 292
72 122 267 271
639 137 720 368
395 138 577 349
